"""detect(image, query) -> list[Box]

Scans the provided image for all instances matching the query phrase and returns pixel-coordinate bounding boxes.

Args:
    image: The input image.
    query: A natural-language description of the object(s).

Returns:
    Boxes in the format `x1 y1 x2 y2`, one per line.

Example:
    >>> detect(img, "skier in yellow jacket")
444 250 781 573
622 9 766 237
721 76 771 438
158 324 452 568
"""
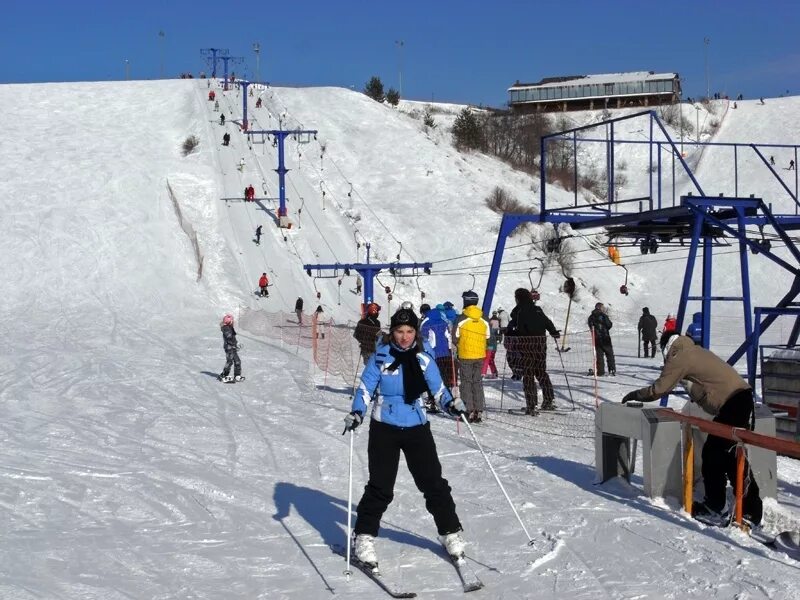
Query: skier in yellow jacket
453 290 490 423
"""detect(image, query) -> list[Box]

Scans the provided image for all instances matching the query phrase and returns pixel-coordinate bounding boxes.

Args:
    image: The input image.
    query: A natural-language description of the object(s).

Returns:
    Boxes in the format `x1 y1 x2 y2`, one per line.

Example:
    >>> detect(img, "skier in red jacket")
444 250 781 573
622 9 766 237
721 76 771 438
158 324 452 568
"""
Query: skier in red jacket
258 273 269 297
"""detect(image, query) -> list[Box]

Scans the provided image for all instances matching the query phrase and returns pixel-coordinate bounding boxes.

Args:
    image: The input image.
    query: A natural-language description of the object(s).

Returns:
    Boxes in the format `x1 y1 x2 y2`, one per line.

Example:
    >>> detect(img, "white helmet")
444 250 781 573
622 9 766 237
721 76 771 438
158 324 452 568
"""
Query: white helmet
400 301 414 311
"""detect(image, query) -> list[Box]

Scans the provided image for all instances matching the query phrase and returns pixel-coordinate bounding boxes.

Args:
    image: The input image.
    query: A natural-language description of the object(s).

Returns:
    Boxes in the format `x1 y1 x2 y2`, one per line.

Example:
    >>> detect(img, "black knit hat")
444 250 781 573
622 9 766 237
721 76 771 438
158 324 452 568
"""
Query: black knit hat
390 308 419 330
462 290 479 307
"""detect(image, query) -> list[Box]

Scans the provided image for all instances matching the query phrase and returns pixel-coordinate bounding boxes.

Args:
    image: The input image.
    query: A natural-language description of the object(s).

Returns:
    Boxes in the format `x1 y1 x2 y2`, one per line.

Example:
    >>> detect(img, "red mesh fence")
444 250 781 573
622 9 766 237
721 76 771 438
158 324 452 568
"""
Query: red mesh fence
237 307 606 439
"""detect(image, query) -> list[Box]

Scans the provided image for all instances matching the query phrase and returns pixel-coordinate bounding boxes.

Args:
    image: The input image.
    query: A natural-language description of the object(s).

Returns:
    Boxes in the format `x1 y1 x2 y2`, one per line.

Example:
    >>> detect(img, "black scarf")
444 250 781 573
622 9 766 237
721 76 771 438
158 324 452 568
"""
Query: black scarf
387 344 428 404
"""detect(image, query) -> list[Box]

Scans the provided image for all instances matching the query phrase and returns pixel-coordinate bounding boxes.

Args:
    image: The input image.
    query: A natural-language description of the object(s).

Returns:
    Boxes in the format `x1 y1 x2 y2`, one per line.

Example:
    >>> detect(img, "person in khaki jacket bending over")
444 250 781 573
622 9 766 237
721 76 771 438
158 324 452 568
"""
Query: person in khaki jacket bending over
622 331 762 527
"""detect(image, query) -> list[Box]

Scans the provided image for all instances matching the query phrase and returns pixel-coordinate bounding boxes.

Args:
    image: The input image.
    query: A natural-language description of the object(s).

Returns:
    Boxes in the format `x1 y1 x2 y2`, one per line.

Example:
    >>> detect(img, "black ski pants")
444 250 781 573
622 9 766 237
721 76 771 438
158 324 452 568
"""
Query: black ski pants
642 336 657 358
701 388 762 522
594 339 616 375
522 339 553 408
355 420 462 537
222 348 241 377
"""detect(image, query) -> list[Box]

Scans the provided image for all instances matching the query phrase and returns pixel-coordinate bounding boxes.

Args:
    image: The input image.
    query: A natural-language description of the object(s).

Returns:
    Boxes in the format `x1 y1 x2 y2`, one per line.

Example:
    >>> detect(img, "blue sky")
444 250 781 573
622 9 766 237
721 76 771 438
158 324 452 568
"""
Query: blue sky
3 0 799 107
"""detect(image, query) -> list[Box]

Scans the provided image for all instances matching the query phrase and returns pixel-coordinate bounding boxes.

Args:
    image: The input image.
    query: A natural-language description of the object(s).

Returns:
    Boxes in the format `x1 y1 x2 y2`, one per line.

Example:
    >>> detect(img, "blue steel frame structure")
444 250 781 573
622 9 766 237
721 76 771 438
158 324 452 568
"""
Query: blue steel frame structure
245 128 318 218
482 110 800 386
200 48 229 79
303 243 432 311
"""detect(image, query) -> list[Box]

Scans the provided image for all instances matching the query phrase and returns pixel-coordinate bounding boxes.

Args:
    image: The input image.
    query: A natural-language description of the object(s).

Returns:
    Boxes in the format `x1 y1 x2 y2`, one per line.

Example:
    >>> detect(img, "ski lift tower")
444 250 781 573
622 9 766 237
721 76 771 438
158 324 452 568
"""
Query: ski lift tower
236 79 264 131
304 242 433 314
245 127 318 228
200 47 229 79
218 56 243 90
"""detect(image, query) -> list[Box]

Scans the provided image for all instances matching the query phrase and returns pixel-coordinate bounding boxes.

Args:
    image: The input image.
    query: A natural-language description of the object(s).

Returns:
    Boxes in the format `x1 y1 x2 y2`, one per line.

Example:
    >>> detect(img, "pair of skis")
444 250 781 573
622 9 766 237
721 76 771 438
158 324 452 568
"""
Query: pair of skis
335 542 483 597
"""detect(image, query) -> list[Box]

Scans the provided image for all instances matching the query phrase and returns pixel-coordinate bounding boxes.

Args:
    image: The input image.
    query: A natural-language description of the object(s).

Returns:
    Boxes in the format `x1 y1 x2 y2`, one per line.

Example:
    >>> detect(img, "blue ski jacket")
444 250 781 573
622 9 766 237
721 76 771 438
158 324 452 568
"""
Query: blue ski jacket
420 310 452 359
351 340 454 427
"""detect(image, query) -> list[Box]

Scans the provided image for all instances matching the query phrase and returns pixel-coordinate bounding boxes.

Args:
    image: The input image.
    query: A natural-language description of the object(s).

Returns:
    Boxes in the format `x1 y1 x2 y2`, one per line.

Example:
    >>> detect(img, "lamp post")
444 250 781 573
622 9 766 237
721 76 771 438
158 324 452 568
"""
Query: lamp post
158 30 165 78
703 37 710 99
395 39 404 97
253 42 261 83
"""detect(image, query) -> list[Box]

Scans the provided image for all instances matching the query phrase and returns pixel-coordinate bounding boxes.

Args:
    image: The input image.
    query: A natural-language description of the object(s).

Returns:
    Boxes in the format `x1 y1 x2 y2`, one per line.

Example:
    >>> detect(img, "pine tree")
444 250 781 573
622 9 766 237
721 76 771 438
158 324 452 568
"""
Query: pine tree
364 76 385 102
452 108 485 151
386 88 400 106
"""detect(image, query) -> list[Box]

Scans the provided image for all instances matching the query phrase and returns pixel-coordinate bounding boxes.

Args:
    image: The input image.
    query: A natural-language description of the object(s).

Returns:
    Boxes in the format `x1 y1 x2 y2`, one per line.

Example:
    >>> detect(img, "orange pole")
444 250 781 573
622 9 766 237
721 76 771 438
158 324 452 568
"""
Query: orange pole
734 444 745 527
683 425 694 514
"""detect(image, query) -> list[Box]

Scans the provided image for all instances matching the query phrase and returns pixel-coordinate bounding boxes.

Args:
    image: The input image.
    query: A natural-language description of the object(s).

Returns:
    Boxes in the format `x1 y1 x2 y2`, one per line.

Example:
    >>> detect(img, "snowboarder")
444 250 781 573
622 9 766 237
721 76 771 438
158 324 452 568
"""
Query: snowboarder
588 302 616 376
790 160 795 171
258 273 269 297
623 331 763 527
255 225 262 246
342 307 468 567
353 303 382 364
218 314 243 382
295 297 304 324
510 288 560 413
208 90 215 101
770 155 775 166
638 307 658 358
220 113 225 125
453 290 489 423
222 132 230 146
255 97 262 108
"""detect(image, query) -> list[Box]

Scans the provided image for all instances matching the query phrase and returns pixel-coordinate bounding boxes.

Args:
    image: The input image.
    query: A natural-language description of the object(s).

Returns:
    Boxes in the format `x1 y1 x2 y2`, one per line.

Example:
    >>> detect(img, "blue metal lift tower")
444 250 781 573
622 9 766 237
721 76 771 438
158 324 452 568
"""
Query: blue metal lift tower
246 128 318 228
200 48 229 79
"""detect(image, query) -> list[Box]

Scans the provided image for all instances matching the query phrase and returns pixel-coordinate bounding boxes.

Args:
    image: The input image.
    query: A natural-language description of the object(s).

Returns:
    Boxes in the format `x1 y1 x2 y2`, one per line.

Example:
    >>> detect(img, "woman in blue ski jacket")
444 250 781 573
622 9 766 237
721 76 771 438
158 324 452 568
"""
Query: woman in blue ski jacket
342 307 469 565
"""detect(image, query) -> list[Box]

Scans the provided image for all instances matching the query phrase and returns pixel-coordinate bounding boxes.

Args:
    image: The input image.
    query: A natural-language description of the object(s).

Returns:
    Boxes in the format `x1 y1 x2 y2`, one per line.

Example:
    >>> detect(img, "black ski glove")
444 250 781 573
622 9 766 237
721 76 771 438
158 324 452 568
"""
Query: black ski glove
342 411 363 434
552 330 561 339
622 390 647 404
445 398 467 417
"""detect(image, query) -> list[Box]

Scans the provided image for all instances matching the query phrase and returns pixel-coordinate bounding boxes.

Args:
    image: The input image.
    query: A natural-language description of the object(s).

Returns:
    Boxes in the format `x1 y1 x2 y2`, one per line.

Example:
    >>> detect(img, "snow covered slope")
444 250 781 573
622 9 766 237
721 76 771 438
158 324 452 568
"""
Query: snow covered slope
0 80 798 599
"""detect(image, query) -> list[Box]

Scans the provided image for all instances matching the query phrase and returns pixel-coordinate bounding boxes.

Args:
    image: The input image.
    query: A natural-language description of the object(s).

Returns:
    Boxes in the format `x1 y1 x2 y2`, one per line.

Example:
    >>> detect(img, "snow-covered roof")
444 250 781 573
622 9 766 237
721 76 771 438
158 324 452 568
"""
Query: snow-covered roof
509 71 679 91
765 347 800 361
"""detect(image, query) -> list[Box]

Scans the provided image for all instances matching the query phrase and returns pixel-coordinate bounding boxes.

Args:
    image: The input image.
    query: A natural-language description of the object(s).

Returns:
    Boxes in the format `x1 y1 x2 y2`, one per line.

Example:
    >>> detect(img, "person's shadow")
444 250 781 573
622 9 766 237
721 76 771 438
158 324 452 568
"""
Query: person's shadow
272 482 439 592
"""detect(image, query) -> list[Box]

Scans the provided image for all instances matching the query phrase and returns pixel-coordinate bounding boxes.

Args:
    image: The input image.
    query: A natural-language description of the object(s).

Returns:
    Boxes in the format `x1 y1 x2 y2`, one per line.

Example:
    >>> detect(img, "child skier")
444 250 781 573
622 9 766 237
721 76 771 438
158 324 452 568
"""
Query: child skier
218 314 243 382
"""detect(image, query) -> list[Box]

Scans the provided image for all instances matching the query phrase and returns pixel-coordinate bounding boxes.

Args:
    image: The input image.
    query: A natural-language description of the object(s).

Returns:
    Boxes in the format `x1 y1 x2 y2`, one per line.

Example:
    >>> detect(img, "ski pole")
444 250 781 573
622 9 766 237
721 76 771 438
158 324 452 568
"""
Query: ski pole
344 430 354 581
637 330 641 358
459 414 534 546
555 340 575 410
560 296 573 352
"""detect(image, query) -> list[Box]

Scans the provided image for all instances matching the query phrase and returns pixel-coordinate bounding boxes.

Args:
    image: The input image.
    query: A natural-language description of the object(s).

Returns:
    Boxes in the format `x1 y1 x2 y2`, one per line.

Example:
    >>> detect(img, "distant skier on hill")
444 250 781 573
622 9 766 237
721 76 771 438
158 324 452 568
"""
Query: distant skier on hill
638 307 658 358
588 302 616 376
220 113 225 125
222 132 230 146
255 225 262 246
258 273 269 297
353 303 382 364
295 297 304 324
218 314 243 382
790 160 796 171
